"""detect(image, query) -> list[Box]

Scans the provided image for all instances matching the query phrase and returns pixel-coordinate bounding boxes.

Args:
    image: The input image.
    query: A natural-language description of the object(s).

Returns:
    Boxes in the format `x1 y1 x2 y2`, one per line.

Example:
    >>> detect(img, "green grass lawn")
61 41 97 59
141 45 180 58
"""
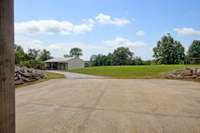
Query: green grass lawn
45 72 65 79
16 72 65 88
70 65 200 79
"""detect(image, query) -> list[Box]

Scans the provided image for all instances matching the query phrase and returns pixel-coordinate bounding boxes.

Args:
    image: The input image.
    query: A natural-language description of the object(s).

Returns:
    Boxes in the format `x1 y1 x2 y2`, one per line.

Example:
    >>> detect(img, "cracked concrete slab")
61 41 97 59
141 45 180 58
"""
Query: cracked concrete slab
16 79 200 133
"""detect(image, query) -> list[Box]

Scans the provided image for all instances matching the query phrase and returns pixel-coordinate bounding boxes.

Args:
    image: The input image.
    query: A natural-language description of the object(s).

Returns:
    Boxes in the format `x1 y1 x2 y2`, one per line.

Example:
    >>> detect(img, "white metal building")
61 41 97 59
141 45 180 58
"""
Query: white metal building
45 57 85 70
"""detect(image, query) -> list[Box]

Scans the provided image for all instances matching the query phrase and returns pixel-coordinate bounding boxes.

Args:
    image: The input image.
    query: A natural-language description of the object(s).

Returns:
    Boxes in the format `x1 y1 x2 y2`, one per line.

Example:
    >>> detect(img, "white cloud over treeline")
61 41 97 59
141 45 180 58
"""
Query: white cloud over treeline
15 13 132 35
15 35 149 60
174 27 200 36
95 13 131 26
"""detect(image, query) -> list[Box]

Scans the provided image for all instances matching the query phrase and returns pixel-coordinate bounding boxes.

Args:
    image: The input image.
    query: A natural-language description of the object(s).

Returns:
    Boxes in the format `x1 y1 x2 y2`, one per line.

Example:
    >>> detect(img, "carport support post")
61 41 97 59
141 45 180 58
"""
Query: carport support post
0 0 15 133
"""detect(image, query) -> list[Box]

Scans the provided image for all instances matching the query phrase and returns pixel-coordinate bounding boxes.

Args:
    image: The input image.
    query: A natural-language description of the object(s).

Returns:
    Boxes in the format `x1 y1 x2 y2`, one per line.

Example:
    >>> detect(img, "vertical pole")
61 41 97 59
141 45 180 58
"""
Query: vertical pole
0 0 15 133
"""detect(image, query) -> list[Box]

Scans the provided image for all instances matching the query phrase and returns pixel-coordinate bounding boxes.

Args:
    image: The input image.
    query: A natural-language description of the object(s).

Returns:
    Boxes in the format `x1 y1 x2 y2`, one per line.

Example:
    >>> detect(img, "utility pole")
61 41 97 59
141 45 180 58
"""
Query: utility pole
0 0 15 133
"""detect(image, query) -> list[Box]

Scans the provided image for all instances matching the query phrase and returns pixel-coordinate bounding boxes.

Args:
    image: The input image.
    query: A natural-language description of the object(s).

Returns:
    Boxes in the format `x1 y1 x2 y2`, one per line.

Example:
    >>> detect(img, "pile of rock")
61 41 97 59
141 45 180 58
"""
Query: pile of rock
15 66 46 85
167 67 200 80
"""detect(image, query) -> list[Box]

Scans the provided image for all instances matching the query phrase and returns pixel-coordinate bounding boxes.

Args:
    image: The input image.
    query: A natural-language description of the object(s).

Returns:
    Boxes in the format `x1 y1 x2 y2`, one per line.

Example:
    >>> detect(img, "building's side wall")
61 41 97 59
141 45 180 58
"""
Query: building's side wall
67 58 85 70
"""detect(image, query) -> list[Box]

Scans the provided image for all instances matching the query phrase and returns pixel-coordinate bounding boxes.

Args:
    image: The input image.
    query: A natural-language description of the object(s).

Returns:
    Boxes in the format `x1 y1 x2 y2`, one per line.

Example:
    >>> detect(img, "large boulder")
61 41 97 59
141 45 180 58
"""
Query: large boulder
181 69 193 76
15 66 45 85
196 69 200 76
167 67 200 80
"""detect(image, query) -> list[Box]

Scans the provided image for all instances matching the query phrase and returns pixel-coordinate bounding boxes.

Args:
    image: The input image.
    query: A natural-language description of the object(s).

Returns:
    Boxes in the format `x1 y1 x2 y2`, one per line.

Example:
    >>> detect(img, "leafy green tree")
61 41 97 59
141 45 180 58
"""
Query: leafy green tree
64 54 71 58
173 41 185 64
15 44 23 53
90 55 98 66
70 47 83 57
90 54 105 66
90 48 143 66
153 33 185 64
15 51 24 64
90 54 112 66
14 45 52 69
39 49 52 61
112 47 134 65
104 53 113 66
27 49 40 60
20 60 45 69
132 57 143 65
14 44 26 64
142 60 152 65
187 40 200 64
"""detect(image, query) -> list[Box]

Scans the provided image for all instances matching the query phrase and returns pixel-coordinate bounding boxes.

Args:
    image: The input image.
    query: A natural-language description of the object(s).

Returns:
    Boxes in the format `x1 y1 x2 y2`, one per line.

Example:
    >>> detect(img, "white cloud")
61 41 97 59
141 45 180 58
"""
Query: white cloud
95 13 131 26
174 27 200 36
103 37 146 49
102 37 151 59
15 13 132 35
15 19 94 35
15 36 45 50
136 30 145 36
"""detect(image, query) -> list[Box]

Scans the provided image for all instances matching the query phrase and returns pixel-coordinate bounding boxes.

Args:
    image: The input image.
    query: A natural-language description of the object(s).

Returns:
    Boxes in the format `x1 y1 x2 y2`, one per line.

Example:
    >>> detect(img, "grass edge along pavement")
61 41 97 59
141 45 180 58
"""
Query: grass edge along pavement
69 65 200 79
15 72 65 88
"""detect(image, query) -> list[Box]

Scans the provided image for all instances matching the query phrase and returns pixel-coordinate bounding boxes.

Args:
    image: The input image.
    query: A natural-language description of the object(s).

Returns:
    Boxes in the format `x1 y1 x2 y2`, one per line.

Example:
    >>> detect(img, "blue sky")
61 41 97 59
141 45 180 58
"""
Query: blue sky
14 0 200 60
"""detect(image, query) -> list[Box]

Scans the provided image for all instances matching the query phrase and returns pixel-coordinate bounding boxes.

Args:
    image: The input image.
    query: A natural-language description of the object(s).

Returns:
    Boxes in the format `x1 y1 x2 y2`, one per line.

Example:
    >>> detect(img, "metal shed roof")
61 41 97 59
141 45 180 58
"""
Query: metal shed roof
45 57 74 63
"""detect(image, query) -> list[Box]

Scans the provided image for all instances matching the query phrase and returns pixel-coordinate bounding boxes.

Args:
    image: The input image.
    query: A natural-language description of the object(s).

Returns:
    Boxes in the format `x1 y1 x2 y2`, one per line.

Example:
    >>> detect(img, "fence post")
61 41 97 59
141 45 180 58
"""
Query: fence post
0 0 15 133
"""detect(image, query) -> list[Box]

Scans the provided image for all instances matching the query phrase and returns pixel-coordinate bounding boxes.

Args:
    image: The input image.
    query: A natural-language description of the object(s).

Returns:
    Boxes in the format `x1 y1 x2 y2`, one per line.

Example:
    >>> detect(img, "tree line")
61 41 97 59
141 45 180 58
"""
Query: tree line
90 47 144 66
15 33 200 69
90 34 200 66
15 46 83 69
15 45 53 69
153 33 200 64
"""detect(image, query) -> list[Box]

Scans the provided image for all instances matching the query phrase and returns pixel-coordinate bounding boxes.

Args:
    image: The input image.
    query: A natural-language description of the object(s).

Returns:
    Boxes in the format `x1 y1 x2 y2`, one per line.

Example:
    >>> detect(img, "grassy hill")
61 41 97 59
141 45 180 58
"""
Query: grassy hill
70 65 200 78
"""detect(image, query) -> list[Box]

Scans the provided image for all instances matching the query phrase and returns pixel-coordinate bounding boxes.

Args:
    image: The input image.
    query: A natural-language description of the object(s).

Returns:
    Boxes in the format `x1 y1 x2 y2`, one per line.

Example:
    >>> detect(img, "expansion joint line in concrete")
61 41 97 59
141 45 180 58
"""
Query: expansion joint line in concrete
77 81 108 133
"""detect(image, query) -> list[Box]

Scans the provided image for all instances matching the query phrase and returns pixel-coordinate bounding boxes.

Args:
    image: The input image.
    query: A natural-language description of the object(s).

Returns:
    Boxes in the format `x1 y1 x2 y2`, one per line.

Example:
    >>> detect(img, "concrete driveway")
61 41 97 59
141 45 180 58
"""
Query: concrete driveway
47 70 106 79
16 79 200 133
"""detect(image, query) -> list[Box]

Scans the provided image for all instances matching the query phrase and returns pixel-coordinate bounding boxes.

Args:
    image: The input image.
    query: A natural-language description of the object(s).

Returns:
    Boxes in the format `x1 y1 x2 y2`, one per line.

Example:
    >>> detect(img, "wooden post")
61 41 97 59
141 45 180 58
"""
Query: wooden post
0 0 15 133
